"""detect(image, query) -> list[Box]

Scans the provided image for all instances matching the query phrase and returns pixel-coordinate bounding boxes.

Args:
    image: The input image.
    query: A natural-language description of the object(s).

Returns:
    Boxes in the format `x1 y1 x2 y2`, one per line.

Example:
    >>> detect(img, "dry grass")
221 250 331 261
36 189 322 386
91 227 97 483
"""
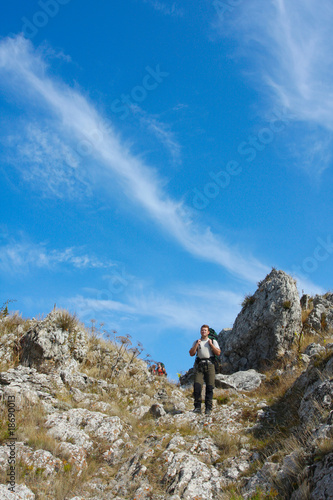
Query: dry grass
298 332 324 352
0 400 112 499
82 324 146 385
55 309 80 333
0 402 11 445
0 312 32 370
241 294 256 308
20 452 103 500
314 437 333 460
13 403 61 456
211 431 242 462
252 365 302 405
0 312 30 336
301 308 312 324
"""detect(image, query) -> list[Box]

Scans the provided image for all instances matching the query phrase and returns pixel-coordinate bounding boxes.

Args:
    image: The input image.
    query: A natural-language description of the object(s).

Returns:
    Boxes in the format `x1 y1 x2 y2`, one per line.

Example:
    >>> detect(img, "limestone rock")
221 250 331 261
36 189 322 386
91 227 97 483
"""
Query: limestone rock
0 365 63 410
179 368 194 387
309 452 333 499
2 300 333 499
0 484 35 499
242 462 279 498
303 293 333 335
20 309 88 370
45 408 128 450
304 343 326 359
215 370 266 391
149 403 166 418
163 451 223 499
299 379 333 427
218 269 302 373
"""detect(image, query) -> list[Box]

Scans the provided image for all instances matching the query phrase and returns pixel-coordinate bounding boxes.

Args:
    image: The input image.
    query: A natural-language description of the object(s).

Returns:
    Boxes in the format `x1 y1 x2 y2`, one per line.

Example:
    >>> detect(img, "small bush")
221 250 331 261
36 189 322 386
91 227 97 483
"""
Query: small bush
215 394 230 405
314 437 333 460
212 431 242 462
283 301 291 310
240 406 260 423
55 310 79 333
242 294 256 308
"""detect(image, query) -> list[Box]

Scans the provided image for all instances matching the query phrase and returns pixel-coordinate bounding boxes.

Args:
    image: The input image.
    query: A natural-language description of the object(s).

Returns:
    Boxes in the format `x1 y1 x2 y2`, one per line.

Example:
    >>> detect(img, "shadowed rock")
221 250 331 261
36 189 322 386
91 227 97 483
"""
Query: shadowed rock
19 309 88 371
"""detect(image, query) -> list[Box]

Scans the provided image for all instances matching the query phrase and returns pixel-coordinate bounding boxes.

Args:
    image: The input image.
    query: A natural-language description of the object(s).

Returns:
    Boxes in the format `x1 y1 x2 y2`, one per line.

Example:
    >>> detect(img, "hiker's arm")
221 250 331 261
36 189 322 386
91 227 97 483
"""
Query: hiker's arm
189 340 200 356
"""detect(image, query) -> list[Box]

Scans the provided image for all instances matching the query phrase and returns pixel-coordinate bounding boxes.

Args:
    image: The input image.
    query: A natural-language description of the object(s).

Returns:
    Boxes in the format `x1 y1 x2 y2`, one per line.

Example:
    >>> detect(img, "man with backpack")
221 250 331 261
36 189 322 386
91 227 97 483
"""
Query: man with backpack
189 324 221 415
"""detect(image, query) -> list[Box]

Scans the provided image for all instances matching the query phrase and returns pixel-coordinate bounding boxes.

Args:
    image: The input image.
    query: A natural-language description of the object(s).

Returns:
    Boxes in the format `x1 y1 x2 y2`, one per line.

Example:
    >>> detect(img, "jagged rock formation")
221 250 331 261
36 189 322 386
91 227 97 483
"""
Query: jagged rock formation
0 280 332 499
20 309 88 371
218 269 302 373
302 293 333 336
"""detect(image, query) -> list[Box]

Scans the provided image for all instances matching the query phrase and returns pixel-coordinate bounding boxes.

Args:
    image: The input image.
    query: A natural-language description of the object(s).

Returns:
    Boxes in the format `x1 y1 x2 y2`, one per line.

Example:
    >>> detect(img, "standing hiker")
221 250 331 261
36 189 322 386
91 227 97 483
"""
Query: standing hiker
189 324 221 415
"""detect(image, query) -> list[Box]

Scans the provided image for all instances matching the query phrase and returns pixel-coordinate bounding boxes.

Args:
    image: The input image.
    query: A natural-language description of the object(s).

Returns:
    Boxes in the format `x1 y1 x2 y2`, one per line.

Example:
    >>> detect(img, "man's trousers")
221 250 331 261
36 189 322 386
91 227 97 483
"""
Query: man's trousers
193 360 215 411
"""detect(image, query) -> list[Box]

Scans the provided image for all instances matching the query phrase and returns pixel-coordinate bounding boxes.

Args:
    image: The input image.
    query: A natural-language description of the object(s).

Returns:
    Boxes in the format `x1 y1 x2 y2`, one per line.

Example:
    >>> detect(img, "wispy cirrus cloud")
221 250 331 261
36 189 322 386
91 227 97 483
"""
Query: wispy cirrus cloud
130 103 182 163
70 283 241 332
0 35 269 282
3 124 91 199
0 239 115 274
216 0 333 173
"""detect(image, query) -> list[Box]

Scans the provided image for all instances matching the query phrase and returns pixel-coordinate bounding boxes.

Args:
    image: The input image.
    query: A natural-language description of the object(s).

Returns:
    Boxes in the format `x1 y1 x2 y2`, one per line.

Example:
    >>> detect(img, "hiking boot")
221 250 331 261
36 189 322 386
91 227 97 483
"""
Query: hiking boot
193 408 201 414
205 408 212 415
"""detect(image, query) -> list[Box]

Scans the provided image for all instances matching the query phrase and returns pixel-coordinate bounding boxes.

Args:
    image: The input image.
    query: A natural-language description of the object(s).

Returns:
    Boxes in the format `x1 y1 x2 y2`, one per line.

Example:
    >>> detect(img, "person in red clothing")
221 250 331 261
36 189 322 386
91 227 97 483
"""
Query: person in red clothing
156 362 167 376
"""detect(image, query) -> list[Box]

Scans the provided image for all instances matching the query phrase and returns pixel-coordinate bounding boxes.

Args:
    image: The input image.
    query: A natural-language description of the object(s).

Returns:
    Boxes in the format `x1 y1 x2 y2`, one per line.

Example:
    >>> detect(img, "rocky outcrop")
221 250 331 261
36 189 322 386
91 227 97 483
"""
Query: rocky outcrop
1 298 333 499
303 293 333 336
218 269 302 373
19 309 88 370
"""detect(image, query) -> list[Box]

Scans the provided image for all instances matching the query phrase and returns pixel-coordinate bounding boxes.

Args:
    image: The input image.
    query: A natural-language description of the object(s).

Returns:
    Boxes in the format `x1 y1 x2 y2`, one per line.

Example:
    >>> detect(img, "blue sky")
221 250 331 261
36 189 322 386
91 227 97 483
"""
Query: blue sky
0 0 332 380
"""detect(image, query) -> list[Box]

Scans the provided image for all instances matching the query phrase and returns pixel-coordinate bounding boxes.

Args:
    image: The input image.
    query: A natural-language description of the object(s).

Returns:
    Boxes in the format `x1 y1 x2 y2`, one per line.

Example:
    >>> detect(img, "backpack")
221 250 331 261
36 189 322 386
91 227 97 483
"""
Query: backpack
208 328 222 374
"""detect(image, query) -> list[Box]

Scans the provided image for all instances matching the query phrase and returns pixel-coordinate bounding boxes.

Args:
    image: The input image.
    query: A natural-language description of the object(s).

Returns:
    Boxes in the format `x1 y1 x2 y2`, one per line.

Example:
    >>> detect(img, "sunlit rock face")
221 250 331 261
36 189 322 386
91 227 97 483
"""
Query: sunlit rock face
218 269 302 373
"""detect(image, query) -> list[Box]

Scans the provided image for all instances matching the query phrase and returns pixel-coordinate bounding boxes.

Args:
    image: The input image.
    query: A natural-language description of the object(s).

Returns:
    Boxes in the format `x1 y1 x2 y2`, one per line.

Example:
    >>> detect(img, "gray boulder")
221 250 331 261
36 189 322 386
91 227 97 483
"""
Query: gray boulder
20 309 88 370
0 483 35 499
215 369 266 391
309 452 333 499
303 293 333 335
218 269 302 373
304 343 326 359
163 451 223 499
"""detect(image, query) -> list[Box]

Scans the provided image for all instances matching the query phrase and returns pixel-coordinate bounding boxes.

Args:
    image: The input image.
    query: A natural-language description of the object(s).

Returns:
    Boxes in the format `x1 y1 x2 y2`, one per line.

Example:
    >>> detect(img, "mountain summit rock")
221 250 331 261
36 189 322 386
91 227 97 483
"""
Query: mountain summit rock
218 269 302 373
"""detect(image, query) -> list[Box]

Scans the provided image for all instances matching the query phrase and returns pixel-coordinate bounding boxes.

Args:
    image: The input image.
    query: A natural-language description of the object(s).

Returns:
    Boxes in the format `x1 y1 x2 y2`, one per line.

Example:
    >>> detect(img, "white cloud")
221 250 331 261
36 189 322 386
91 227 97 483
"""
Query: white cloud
69 283 242 332
215 0 333 173
3 124 91 199
0 35 271 283
0 240 115 274
130 104 182 163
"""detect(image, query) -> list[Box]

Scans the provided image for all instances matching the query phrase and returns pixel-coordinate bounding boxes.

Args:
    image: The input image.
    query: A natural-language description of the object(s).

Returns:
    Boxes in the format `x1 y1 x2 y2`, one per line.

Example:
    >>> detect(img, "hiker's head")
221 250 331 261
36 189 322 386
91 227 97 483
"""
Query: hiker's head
200 325 209 337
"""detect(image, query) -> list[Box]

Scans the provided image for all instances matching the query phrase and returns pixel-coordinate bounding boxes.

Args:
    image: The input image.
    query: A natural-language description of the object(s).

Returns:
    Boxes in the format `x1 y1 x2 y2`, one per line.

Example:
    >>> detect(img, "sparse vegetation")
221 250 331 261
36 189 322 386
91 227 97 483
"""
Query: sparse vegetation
314 437 333 460
0 300 332 498
242 294 256 308
211 431 242 462
0 310 31 369
55 309 80 333
215 393 230 405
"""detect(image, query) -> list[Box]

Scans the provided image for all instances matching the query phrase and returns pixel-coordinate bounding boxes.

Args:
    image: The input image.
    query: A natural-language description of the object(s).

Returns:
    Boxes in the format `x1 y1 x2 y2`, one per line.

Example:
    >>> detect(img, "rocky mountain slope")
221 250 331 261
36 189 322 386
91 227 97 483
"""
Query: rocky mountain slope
0 270 332 499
